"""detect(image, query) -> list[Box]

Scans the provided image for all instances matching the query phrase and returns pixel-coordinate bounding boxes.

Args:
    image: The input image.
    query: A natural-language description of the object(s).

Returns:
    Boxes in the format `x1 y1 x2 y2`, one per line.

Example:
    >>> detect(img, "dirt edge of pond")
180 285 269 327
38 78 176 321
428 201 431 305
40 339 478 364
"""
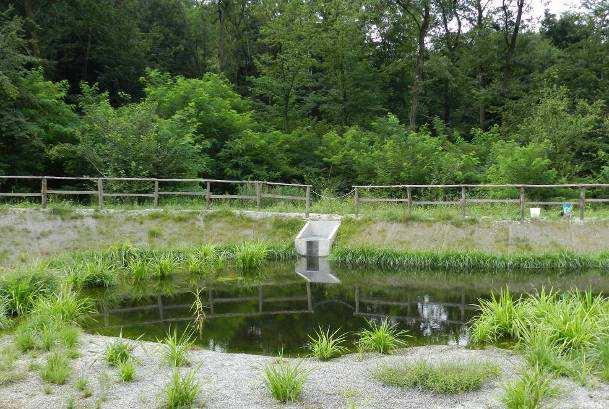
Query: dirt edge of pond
0 334 607 409
2 208 609 268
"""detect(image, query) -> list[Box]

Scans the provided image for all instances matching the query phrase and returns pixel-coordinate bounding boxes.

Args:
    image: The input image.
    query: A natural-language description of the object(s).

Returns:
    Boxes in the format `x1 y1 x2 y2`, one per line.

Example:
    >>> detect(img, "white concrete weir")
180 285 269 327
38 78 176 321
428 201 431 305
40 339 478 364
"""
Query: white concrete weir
294 219 341 257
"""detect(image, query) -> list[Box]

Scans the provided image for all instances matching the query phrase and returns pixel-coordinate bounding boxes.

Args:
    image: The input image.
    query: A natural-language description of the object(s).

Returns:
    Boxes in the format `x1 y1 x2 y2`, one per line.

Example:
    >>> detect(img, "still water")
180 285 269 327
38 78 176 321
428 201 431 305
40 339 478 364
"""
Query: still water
83 258 609 356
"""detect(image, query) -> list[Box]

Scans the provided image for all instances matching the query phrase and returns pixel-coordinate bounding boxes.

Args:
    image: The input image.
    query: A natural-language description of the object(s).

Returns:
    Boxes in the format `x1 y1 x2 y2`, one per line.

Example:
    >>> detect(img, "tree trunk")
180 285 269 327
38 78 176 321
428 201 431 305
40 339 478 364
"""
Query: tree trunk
500 0 525 97
408 1 431 130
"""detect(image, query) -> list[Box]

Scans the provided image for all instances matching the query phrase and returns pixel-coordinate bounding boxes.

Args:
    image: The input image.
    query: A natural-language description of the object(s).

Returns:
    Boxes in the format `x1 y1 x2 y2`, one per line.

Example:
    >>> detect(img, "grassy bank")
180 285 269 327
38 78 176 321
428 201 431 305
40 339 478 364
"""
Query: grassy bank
330 246 609 271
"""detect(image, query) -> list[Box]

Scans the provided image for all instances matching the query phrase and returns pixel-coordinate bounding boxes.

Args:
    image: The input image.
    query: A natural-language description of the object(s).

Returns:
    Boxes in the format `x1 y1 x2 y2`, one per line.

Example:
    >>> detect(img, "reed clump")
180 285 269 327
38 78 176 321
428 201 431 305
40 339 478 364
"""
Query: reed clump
264 358 307 403
357 318 409 354
306 327 348 361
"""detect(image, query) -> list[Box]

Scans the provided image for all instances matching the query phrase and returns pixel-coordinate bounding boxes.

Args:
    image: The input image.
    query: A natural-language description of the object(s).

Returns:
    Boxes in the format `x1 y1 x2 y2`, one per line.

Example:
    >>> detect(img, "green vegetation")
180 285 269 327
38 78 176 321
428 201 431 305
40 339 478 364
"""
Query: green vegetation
75 376 93 397
105 335 134 367
40 350 72 384
164 370 200 409
502 366 559 409
306 327 348 361
161 328 194 367
234 242 269 273
117 358 136 382
375 361 501 394
357 319 409 354
263 359 307 403
331 246 609 271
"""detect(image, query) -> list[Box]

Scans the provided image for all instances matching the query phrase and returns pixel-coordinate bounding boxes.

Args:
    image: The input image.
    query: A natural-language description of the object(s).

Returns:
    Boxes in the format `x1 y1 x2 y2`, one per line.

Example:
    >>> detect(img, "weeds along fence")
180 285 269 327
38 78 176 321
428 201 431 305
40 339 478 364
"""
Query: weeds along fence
352 183 609 221
0 176 312 216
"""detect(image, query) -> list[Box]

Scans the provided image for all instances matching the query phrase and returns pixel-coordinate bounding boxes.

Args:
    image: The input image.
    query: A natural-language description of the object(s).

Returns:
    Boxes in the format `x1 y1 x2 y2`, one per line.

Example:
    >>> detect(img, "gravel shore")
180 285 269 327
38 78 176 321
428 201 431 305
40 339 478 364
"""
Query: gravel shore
0 334 608 408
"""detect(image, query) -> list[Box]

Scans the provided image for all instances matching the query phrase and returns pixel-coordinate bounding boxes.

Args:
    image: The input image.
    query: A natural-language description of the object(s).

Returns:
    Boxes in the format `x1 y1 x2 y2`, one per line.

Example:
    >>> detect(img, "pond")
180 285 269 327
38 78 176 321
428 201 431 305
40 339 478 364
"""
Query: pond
83 258 609 356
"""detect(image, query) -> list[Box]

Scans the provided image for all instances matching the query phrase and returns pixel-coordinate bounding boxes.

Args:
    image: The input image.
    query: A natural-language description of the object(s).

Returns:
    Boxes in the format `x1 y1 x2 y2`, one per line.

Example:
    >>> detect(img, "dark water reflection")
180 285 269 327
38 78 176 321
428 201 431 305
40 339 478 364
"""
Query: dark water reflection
84 260 609 356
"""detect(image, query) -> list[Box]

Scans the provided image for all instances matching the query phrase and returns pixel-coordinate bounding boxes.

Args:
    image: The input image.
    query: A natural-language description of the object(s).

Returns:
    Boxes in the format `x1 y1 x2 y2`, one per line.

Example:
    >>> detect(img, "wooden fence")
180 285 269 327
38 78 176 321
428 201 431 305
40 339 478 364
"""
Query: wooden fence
352 183 609 221
0 176 312 216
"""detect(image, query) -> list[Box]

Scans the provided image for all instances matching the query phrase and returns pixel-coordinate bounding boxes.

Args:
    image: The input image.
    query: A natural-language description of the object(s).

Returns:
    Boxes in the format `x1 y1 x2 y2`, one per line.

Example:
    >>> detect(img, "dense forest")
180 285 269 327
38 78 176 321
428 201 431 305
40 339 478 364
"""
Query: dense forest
1 0 608 190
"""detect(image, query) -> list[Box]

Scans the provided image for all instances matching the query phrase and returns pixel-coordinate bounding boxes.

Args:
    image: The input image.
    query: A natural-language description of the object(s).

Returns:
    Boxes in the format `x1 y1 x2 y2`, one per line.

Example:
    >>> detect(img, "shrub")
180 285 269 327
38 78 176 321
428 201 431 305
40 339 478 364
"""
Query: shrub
40 350 72 384
165 369 200 409
502 366 558 409
357 319 409 354
161 328 194 367
264 359 307 403
375 361 501 394
306 327 348 361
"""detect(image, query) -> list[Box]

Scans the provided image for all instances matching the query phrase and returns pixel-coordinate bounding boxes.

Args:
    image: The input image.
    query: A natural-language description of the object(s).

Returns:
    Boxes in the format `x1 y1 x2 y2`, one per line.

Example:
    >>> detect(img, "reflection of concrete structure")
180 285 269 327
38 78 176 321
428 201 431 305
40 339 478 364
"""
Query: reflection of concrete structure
294 220 341 256
295 257 340 284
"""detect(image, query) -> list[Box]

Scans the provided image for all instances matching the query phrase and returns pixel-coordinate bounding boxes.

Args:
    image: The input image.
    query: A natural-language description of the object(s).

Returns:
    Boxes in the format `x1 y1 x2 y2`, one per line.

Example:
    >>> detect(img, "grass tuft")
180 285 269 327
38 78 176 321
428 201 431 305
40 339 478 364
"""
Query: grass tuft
105 334 133 367
118 358 136 382
502 365 558 409
40 350 72 385
306 327 348 361
164 369 200 409
263 358 307 403
357 318 409 354
161 328 194 367
375 361 501 394
234 242 268 272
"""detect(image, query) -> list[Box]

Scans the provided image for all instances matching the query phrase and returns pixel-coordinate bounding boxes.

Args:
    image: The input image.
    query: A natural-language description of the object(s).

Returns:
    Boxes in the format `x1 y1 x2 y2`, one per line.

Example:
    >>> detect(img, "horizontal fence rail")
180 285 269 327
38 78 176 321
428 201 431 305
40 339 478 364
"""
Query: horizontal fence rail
352 183 609 221
0 176 312 216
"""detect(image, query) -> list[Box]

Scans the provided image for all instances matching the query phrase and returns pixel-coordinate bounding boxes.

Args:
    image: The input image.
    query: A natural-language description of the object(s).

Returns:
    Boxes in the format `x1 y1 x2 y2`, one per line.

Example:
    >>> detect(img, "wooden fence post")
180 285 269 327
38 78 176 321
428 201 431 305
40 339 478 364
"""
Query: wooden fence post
41 177 48 208
153 180 159 208
354 187 359 217
97 178 104 209
256 181 261 209
579 187 585 221
519 186 525 222
460 185 466 217
205 181 211 209
305 185 310 218
407 186 412 215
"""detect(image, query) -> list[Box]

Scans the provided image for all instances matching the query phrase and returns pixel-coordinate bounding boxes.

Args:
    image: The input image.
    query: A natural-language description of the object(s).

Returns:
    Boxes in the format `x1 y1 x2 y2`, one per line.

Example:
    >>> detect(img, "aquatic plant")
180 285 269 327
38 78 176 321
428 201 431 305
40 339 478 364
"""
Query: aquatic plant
69 259 117 288
234 242 269 272
164 369 200 409
306 327 348 361
0 265 57 316
127 257 150 281
374 361 501 394
161 328 194 367
40 350 72 385
263 358 307 403
330 246 609 271
502 365 558 409
470 288 522 344
153 255 179 279
357 318 409 354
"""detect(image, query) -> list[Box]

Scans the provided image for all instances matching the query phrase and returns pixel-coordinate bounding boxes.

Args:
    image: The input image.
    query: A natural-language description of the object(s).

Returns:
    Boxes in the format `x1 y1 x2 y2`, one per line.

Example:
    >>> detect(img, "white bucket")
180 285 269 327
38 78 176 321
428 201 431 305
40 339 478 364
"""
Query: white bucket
530 207 541 219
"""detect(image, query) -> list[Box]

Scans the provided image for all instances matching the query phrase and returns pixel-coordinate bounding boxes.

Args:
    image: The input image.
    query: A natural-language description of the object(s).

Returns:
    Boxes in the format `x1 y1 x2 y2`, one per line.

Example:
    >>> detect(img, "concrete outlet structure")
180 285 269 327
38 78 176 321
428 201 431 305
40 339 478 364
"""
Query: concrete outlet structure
294 219 341 257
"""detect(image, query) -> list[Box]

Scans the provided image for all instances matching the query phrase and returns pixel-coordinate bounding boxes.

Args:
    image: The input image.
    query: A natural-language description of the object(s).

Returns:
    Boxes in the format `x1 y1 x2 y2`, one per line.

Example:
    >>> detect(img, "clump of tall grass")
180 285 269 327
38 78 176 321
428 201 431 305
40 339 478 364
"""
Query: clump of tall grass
152 255 179 279
234 242 269 272
161 328 194 367
40 350 72 384
127 257 150 281
306 327 348 361
470 288 522 343
263 358 307 403
330 246 609 271
502 365 558 409
375 361 501 394
186 244 226 277
357 319 409 354
0 265 57 316
164 369 200 409
117 358 136 382
0 344 25 385
68 259 117 288
105 334 134 367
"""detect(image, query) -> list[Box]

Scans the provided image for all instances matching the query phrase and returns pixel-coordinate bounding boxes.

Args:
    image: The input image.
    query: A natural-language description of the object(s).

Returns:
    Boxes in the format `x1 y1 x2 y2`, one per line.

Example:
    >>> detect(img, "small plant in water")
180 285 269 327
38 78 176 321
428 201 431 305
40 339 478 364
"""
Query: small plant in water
357 318 409 354
264 358 307 403
161 327 194 367
306 327 348 361
165 369 200 409
234 242 268 272
153 255 177 279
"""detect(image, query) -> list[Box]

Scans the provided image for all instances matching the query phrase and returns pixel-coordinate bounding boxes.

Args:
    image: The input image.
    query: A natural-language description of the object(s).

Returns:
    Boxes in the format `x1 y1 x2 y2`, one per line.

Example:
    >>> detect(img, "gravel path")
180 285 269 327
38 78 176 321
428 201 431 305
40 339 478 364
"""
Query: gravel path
1 334 608 408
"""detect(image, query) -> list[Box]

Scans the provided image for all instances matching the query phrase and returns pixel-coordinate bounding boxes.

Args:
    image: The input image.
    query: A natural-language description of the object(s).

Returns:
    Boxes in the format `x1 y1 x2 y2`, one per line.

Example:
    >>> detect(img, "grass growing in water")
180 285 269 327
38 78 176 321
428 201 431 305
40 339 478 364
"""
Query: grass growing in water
306 327 348 361
161 328 194 367
357 319 409 354
263 358 307 403
40 350 72 384
164 369 200 409
502 366 558 409
374 361 501 394
234 242 268 272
